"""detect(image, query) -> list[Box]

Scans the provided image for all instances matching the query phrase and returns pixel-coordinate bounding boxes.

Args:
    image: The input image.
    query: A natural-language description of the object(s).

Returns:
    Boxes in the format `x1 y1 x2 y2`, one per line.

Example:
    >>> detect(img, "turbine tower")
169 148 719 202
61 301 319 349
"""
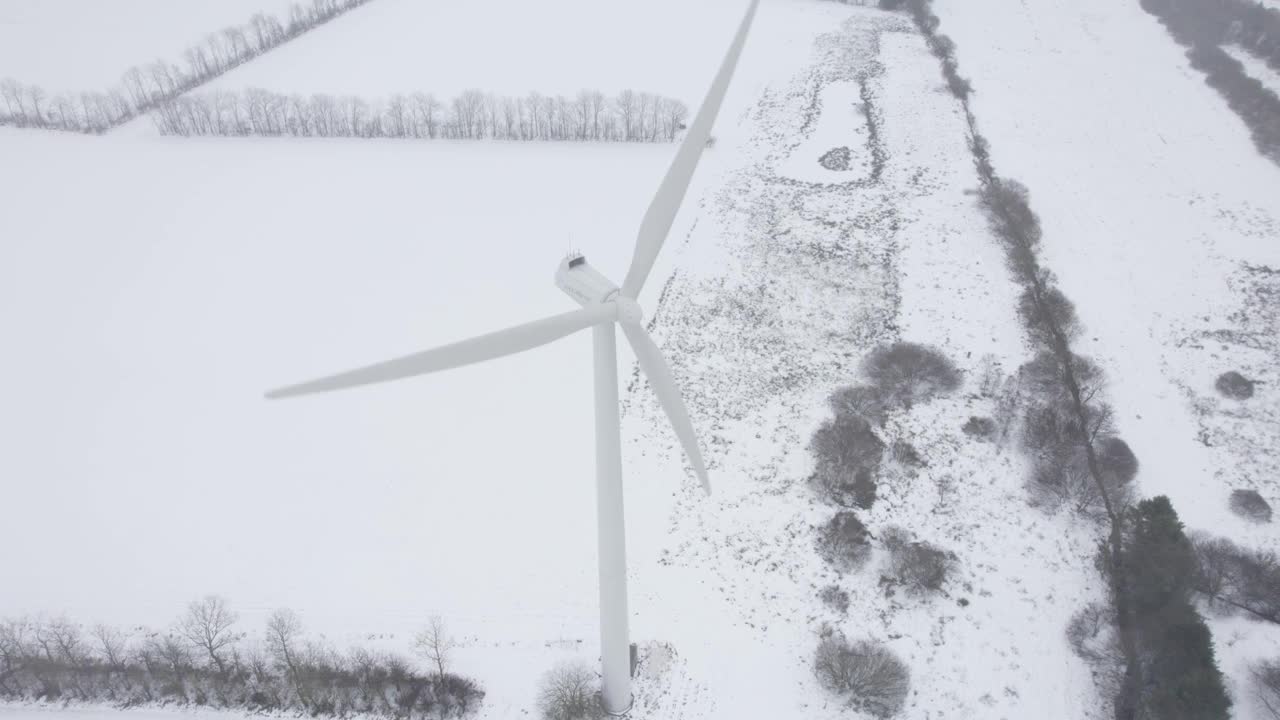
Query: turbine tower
266 1 759 713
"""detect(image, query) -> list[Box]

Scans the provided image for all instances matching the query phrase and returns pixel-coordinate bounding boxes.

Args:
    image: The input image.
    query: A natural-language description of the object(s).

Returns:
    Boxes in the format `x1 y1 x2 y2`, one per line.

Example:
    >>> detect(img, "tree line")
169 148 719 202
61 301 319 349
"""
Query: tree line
0 0 376 133
1139 0 1280 165
882 0 1246 717
151 88 690 141
0 598 483 718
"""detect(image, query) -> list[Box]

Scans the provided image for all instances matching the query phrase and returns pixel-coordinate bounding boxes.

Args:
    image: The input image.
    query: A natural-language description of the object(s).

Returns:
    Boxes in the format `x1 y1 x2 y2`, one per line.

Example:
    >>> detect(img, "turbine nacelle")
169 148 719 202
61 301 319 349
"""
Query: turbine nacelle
554 255 644 325
555 254 619 306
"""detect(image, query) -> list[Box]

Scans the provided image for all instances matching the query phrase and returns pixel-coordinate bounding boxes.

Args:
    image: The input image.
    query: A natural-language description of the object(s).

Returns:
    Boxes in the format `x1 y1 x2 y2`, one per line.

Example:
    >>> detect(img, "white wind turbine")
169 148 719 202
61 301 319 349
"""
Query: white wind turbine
266 0 758 713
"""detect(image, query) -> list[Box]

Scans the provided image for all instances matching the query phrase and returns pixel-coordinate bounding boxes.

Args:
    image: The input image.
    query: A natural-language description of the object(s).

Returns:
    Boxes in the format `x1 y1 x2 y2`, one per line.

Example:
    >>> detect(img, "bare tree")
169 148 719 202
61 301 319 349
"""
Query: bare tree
93 624 129 672
814 634 909 718
537 660 600 720
149 632 194 680
413 617 456 681
178 595 241 675
265 609 305 702
1256 660 1280 720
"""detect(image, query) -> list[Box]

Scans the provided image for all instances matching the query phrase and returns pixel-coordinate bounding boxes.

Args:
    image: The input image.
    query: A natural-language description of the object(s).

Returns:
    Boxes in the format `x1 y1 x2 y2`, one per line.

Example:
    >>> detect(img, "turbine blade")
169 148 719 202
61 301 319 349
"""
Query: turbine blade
620 0 760 298
267 303 617 399
620 323 710 493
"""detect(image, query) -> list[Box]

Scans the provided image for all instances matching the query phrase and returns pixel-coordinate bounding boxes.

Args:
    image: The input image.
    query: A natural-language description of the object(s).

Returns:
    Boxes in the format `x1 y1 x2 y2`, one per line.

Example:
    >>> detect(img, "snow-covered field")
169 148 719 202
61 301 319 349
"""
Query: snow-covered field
204 0 757 106
0 130 677 709
0 0 300 93
932 0 1280 713
617 9 1105 717
3 0 1279 717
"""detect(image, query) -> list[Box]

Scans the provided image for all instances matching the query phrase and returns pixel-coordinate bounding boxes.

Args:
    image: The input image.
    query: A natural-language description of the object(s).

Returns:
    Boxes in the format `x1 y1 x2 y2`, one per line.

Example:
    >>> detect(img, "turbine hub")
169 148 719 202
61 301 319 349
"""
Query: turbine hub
614 296 644 326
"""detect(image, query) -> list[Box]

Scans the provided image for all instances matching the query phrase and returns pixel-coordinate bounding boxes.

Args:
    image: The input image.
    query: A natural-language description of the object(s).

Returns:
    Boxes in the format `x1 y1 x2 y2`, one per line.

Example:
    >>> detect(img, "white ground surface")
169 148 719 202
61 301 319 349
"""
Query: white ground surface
205 0 758 108
933 0 1280 715
3 0 1279 718
0 0 299 93
0 130 683 710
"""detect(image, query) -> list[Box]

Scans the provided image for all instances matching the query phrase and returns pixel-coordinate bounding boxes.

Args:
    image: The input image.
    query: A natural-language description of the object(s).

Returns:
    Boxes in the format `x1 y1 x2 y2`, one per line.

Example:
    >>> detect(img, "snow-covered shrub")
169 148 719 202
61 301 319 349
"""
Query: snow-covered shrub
0 608 485 718
1215 371 1255 399
1255 660 1280 720
819 585 851 614
860 342 961 410
828 385 890 425
1018 285 1081 347
961 416 996 440
816 512 873 572
890 440 924 468
1191 534 1280 623
819 146 852 171
536 661 601 720
813 635 909 718
1065 603 1125 707
809 414 886 507
882 527 954 595
1026 436 1137 518
1097 437 1139 485
1230 489 1273 523
850 468 878 509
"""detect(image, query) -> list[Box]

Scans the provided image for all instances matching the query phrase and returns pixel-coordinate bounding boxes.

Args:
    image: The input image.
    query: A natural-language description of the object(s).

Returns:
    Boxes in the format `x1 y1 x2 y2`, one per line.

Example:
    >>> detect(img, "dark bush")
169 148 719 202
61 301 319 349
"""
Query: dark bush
1018 285 1080 348
1255 660 1280 720
882 526 955 595
978 179 1042 268
851 468 878 509
1016 351 1107 415
819 585 851 614
1230 489 1273 523
1027 431 1136 517
1215 371 1255 399
0 612 485 718
961 416 996 440
1096 436 1139 485
816 512 873 572
537 661 601 720
828 385 890 425
860 342 961 409
810 414 887 507
1191 534 1280 623
813 635 909 718
1124 498 1232 719
1066 603 1123 668
819 146 852 171
890 440 924 468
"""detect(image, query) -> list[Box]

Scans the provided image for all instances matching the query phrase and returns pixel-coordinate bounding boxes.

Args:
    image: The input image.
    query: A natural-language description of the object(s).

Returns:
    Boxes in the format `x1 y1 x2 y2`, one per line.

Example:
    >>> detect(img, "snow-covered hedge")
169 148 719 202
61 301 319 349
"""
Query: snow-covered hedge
0 603 484 718
150 89 688 141
0 0 376 133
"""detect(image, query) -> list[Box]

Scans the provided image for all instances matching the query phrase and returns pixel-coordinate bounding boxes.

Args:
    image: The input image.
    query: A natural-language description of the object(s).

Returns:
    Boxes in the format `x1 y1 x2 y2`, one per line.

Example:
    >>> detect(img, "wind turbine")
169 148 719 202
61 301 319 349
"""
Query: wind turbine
266 0 759 713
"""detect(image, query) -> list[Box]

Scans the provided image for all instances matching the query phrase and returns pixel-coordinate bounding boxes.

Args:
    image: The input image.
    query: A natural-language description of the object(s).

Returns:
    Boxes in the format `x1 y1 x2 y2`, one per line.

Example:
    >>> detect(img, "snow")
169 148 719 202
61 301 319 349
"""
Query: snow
931 0 1280 713
205 0 756 107
0 706 245 720
0 0 299 93
1224 44 1280 99
616 9 1106 717
3 0 1279 717
0 131 673 708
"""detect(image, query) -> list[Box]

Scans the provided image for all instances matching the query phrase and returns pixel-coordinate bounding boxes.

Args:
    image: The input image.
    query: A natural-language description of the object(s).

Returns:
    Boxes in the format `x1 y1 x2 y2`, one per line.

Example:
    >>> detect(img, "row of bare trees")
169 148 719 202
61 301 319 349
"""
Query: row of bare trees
0 0 375 133
882 0 1238 717
0 599 482 718
150 88 689 141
